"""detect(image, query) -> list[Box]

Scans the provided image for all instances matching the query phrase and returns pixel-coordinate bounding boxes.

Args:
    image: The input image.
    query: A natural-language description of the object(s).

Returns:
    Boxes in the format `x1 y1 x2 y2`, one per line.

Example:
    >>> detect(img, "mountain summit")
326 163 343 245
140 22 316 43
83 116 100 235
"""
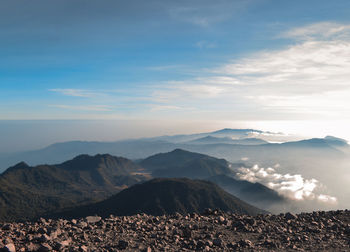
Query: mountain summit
140 149 232 178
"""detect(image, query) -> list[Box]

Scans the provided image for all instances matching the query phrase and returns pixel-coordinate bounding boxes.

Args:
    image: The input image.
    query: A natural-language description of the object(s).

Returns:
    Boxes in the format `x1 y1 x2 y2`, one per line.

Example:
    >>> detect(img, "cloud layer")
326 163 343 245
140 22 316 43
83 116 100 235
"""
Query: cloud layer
234 164 337 204
50 104 113 112
50 89 99 98
147 22 350 120
45 22 350 122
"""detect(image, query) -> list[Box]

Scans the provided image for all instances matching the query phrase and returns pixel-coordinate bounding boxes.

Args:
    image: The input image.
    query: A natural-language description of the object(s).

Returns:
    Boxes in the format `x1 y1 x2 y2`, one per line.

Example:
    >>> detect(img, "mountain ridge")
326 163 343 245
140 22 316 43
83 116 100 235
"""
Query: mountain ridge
1 130 348 173
188 136 268 145
139 149 287 211
140 149 232 179
0 154 149 221
52 178 267 219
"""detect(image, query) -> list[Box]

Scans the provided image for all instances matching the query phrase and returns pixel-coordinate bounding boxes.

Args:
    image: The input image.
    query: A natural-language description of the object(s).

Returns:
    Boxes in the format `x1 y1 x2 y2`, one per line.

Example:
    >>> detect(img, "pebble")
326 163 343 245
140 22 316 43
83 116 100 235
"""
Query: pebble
0 210 349 251
86 216 102 223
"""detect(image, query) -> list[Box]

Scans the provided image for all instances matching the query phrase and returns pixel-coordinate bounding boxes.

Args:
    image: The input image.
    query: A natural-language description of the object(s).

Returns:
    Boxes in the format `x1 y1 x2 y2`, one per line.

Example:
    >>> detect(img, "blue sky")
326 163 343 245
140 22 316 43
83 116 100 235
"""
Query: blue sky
1 0 350 149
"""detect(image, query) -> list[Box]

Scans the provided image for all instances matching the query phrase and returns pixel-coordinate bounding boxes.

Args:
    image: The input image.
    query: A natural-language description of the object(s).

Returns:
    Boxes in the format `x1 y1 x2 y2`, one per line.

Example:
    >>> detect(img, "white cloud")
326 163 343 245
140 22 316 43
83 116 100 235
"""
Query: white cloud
281 22 350 40
217 40 350 91
234 164 337 204
317 194 337 204
149 105 182 111
152 82 226 103
50 104 113 112
50 89 99 97
45 22 350 121
148 22 350 120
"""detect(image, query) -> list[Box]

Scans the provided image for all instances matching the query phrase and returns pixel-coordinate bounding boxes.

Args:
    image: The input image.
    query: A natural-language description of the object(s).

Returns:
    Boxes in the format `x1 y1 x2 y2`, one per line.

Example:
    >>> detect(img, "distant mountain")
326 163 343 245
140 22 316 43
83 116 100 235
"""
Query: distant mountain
150 128 271 143
281 138 336 148
188 136 268 145
0 128 296 172
54 178 267 218
0 130 348 213
140 149 233 179
211 128 264 136
0 140 178 172
0 154 149 221
188 135 233 144
1 135 347 191
206 175 287 212
324 136 348 146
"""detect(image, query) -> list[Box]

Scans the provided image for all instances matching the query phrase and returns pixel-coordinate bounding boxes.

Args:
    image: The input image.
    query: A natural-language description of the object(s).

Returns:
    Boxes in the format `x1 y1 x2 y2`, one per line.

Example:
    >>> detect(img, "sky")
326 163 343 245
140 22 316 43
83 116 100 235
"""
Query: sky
1 0 350 151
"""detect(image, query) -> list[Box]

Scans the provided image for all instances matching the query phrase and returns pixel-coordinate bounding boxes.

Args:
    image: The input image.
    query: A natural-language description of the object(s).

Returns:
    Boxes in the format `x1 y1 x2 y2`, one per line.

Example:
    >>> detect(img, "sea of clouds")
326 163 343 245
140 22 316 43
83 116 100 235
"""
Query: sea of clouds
234 164 337 204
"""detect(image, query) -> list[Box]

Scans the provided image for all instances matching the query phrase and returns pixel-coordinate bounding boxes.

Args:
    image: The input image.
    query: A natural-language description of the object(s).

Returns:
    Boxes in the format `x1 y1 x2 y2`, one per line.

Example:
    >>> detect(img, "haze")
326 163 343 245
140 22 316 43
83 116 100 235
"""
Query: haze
1 119 350 153
1 0 350 148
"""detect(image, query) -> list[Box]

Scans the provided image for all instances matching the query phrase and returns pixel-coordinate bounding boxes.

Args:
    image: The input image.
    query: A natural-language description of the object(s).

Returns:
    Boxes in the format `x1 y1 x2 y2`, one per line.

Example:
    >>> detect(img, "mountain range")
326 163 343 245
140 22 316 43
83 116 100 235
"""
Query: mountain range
188 136 268 145
0 149 280 221
0 128 284 172
1 129 348 180
140 148 232 179
0 154 149 221
139 149 287 211
0 128 349 220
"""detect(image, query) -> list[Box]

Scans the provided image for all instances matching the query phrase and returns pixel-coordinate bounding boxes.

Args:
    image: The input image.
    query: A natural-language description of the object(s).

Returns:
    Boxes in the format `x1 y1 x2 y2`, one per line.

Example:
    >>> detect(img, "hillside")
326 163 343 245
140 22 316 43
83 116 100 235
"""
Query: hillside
0 154 149 221
55 178 266 218
140 149 232 178
207 175 287 211
139 149 287 211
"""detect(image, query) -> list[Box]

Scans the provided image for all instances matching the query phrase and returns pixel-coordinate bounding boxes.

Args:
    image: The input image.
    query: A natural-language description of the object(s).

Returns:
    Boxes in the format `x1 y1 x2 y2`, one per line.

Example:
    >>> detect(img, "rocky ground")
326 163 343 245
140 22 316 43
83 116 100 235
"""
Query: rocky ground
0 209 349 252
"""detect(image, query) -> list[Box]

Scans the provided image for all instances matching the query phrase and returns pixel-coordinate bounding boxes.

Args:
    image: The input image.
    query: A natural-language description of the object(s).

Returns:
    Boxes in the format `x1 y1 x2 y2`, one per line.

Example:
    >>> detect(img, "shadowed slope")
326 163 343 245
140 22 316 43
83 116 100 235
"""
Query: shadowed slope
140 149 232 178
0 154 149 221
55 178 267 218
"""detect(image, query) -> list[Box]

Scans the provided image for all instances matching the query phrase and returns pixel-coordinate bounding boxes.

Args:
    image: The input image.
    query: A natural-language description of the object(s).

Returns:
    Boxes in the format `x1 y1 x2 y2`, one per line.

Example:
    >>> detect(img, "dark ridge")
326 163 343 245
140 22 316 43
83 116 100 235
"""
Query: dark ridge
2 161 30 174
53 178 267 219
140 149 231 179
0 154 148 222
206 175 286 206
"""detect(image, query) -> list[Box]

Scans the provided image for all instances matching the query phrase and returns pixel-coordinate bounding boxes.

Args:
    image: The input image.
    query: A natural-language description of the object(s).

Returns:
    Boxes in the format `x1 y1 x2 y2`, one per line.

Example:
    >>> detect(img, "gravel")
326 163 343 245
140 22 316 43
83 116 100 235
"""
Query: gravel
0 209 349 251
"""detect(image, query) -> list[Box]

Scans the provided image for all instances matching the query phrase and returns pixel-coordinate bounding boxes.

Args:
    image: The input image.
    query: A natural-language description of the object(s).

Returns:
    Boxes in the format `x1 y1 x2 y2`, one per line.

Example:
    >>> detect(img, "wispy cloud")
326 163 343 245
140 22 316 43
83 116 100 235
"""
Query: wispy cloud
49 89 100 98
149 105 182 111
216 40 350 92
147 22 350 120
50 104 113 112
46 22 350 121
151 82 226 103
281 22 350 40
167 0 251 27
168 6 216 27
